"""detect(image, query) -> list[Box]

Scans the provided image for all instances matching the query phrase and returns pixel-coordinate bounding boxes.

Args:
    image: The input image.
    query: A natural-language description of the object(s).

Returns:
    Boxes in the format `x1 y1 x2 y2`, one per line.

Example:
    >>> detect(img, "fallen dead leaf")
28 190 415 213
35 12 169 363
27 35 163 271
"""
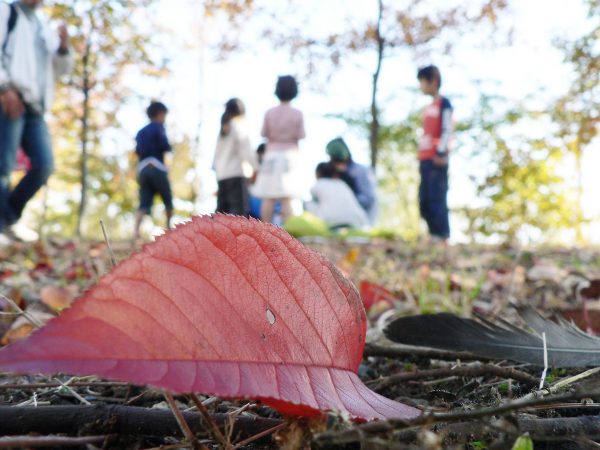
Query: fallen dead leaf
40 285 76 312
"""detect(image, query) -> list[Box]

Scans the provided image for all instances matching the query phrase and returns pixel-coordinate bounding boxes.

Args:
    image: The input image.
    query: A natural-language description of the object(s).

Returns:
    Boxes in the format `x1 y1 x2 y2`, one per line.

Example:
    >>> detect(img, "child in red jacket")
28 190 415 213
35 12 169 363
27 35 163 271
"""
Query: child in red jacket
417 65 453 242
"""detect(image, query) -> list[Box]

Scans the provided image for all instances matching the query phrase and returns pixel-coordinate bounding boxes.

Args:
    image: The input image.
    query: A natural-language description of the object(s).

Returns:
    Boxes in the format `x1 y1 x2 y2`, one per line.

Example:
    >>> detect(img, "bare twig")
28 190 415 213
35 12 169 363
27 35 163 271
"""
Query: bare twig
0 405 281 438
189 393 232 449
100 219 117 268
163 392 206 450
0 435 111 448
53 377 92 405
314 387 600 445
364 342 485 362
0 381 129 390
0 294 43 328
522 367 600 401
539 331 548 389
367 363 538 389
142 444 192 450
233 422 286 449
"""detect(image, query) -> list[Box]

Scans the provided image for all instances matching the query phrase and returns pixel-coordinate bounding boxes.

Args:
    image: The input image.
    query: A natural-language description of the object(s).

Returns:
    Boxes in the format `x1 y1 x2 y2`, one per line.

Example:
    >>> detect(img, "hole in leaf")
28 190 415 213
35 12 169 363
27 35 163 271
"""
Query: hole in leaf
266 308 276 325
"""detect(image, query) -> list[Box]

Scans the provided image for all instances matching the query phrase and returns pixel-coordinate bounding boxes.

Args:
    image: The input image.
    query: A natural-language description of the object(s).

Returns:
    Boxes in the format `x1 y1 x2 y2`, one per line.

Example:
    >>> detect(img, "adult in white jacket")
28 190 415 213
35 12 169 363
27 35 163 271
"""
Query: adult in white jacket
0 0 72 240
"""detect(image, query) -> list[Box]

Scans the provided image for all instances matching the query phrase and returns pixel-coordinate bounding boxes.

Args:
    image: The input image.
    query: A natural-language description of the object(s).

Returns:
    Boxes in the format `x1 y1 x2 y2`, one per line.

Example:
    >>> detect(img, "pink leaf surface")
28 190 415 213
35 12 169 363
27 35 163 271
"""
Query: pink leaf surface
0 215 419 421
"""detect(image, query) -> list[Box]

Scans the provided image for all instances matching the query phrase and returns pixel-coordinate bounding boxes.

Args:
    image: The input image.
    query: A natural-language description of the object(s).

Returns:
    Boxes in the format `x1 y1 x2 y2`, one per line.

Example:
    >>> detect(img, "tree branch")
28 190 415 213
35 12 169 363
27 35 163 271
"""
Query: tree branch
0 405 281 441
368 363 539 389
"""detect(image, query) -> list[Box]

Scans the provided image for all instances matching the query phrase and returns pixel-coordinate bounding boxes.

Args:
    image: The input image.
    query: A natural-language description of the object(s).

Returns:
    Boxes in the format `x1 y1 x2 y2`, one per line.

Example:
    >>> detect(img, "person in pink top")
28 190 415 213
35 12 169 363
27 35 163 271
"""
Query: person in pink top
253 75 305 224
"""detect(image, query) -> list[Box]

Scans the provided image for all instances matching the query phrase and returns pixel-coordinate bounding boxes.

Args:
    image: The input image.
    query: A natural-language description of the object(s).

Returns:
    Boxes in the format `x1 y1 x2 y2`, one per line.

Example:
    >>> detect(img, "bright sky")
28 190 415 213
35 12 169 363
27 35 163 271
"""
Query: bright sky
116 0 599 243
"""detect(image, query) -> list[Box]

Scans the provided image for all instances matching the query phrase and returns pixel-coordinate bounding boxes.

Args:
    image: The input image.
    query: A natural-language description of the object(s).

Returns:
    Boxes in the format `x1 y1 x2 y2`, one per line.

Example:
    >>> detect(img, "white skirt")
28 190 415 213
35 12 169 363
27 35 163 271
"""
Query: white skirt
252 149 304 199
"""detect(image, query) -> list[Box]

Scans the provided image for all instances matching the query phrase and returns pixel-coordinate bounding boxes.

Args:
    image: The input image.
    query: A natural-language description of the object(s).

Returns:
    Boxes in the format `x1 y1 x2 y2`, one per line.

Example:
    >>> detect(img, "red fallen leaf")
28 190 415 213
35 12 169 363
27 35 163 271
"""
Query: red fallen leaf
0 269 15 281
581 280 600 300
1 310 55 346
359 281 396 312
559 308 600 335
0 215 419 421
31 262 53 279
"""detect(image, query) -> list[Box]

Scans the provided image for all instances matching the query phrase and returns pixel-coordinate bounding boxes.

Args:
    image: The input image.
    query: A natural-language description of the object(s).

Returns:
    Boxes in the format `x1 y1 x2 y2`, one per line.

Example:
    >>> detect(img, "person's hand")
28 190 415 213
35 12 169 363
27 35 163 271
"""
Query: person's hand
0 88 25 119
433 155 448 167
58 24 69 52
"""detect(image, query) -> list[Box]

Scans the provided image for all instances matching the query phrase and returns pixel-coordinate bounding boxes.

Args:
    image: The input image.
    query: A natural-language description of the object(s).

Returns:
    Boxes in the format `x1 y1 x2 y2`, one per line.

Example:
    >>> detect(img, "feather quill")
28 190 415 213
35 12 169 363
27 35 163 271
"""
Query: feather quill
384 308 600 368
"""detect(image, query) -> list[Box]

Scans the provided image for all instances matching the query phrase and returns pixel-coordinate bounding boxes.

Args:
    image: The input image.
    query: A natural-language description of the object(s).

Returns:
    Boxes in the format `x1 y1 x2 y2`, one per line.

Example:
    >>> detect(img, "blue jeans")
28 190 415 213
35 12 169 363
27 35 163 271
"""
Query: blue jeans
419 160 449 239
0 106 53 231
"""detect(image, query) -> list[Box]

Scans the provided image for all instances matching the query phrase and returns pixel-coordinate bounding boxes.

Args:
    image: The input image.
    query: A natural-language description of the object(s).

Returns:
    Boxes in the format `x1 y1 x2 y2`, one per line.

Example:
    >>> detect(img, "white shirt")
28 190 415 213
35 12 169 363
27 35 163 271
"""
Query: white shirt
0 2 73 112
306 178 369 229
213 119 258 181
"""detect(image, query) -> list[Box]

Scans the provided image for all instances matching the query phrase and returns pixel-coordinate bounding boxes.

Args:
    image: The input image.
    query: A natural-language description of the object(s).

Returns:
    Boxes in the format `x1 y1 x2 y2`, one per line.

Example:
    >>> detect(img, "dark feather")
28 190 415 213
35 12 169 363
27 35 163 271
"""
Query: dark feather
384 307 600 367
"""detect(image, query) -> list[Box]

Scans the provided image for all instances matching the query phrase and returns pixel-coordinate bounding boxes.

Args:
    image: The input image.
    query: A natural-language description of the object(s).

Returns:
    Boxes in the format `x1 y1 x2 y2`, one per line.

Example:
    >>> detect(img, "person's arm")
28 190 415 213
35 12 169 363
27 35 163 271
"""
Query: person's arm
0 4 24 119
261 111 269 139
297 111 306 140
353 166 376 211
435 97 453 162
52 24 73 77
158 126 172 152
310 184 319 201
0 3 11 87
134 132 142 156
236 124 258 171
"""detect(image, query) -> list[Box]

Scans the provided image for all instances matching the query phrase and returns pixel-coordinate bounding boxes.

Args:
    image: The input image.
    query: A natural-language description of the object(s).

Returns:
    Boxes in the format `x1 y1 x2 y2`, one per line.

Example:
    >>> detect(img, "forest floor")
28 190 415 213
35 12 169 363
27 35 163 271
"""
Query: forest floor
1 236 600 449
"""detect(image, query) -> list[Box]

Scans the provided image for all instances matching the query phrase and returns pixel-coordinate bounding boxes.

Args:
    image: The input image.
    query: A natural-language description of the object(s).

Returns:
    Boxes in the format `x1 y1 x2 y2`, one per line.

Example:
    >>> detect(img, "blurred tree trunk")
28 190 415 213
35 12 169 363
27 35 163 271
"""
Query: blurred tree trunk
369 0 384 169
76 37 92 238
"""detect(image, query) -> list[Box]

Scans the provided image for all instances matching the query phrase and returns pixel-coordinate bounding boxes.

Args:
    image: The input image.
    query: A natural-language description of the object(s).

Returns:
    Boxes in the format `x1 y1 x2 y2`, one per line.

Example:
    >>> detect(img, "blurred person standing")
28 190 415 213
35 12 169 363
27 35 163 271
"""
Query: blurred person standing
253 75 305 224
0 0 73 244
417 65 452 242
213 98 257 216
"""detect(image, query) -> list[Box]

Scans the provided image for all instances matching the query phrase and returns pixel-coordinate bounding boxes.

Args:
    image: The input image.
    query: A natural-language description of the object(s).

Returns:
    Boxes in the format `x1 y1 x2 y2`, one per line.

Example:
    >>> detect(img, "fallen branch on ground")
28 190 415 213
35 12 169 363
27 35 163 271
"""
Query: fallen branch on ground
364 342 486 362
314 388 600 445
0 405 281 441
0 435 112 448
368 363 539 390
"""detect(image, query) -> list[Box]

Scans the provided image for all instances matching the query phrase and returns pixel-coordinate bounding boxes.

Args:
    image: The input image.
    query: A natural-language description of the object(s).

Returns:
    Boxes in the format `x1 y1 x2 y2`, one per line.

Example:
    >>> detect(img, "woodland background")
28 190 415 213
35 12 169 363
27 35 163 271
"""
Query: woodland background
13 0 599 244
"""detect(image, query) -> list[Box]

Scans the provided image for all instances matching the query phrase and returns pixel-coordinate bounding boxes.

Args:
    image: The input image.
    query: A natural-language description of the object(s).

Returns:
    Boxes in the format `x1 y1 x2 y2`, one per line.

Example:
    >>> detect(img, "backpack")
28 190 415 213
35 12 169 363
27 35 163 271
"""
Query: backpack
2 3 17 51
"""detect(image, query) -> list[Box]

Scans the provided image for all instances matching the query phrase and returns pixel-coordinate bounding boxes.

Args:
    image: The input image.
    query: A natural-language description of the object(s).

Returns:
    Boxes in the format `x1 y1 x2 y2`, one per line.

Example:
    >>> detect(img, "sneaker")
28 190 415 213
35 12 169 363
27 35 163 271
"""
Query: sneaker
0 232 13 248
9 223 39 242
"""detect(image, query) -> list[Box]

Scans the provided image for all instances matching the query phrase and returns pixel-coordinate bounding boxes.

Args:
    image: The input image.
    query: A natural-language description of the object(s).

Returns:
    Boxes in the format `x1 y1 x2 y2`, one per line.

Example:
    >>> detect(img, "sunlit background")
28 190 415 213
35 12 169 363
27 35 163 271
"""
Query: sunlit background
21 0 598 244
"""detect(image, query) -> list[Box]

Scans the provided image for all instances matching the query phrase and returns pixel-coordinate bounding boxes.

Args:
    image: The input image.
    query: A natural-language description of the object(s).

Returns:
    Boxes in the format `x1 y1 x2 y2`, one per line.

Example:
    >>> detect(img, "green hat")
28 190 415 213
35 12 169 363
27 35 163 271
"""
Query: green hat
326 138 351 161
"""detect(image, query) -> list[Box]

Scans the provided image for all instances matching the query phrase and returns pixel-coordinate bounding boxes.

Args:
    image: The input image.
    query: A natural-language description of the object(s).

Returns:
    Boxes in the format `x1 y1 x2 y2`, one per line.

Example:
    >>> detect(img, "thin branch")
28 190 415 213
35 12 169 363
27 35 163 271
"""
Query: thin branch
0 405 281 439
314 387 600 444
233 422 286 449
189 393 232 450
364 342 485 361
0 381 129 390
368 363 539 390
0 294 43 328
100 219 117 268
0 435 111 448
163 392 206 450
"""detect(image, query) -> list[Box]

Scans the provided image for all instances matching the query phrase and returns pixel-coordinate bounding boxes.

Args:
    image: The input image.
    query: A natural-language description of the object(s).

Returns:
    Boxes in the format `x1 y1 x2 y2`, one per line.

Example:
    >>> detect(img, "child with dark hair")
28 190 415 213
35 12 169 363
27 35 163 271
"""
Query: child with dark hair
253 75 305 224
416 64 453 241
305 162 369 229
133 101 173 239
213 98 257 216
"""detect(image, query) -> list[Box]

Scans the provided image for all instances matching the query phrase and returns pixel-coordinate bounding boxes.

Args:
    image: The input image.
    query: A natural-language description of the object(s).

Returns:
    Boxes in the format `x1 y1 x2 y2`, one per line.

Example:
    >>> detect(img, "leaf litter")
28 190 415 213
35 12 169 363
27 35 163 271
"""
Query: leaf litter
1 223 600 448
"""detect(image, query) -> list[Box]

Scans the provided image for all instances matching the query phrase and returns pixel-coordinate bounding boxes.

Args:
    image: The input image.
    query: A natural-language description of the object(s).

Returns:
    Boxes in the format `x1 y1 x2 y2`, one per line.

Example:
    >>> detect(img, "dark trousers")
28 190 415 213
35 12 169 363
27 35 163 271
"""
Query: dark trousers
0 107 53 231
216 176 249 216
138 165 173 214
419 160 449 239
